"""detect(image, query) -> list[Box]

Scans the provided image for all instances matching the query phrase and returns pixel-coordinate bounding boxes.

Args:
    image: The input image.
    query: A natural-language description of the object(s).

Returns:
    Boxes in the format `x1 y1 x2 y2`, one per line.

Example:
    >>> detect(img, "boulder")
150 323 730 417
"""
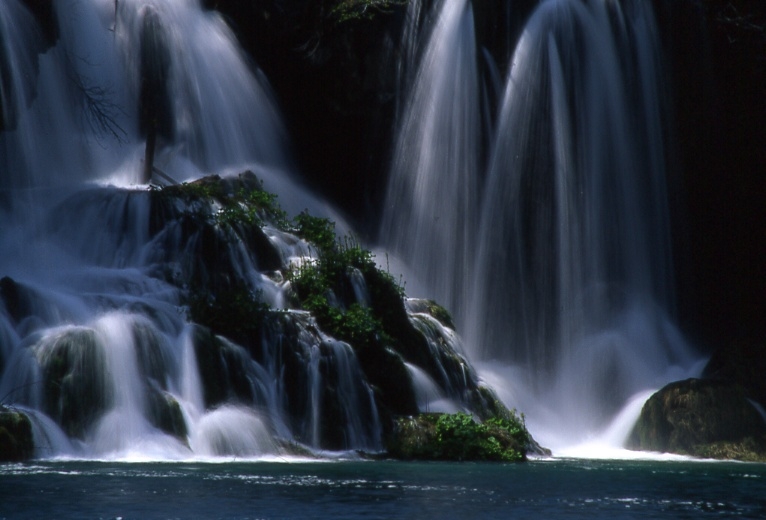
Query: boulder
628 378 766 461
147 388 188 443
0 410 34 461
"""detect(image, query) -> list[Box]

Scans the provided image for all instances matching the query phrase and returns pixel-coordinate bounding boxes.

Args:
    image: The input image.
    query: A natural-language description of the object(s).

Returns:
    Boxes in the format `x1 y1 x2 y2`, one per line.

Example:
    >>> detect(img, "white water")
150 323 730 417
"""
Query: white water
0 0 377 460
1 0 291 189
380 0 482 321
382 0 702 452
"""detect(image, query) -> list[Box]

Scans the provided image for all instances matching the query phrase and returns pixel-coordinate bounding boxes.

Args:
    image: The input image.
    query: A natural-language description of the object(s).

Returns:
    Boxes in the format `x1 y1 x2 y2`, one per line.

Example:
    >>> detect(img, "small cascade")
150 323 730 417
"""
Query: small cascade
405 362 460 414
190 405 277 458
0 0 291 190
16 406 76 459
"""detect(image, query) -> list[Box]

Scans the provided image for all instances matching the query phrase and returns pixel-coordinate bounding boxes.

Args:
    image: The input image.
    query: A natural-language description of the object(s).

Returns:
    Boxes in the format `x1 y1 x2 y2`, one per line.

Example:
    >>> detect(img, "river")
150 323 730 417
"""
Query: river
1 458 764 518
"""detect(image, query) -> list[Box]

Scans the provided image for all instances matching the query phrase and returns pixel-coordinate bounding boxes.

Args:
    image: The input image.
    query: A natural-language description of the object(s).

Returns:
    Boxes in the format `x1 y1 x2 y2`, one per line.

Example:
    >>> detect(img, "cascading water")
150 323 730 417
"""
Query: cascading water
380 0 482 321
1 0 706 461
1 0 293 190
0 0 397 459
383 0 701 450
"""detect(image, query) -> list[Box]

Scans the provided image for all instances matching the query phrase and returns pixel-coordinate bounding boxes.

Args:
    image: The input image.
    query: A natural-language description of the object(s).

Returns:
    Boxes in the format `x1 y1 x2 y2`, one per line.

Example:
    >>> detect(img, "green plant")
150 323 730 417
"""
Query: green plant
434 412 527 462
292 212 336 253
387 411 530 462
151 173 289 230
331 0 407 23
287 222 406 353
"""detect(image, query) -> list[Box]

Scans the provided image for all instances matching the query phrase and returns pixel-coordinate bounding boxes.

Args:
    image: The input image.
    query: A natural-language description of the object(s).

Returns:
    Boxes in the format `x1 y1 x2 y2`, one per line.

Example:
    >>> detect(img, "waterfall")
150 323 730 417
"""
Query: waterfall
380 0 482 321
0 0 291 190
0 0 387 460
382 0 701 444
1 0 707 459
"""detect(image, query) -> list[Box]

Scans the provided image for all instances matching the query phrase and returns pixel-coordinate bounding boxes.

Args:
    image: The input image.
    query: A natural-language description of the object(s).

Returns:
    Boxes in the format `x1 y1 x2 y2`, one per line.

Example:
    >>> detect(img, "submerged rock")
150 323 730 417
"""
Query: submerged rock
628 378 766 461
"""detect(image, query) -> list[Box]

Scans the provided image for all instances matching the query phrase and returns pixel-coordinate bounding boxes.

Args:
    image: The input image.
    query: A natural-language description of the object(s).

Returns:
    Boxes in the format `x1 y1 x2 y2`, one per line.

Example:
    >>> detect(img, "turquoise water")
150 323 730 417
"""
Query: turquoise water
1 459 764 518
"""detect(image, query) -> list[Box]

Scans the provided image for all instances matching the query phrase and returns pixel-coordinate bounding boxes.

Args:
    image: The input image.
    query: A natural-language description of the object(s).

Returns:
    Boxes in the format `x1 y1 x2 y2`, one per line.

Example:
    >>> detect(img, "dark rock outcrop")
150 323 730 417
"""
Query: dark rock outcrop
654 0 766 348
629 378 766 461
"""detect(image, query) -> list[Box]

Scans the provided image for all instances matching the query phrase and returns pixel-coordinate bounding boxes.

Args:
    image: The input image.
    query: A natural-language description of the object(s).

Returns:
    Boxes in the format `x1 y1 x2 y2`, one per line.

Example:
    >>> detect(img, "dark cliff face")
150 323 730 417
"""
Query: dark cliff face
654 0 766 349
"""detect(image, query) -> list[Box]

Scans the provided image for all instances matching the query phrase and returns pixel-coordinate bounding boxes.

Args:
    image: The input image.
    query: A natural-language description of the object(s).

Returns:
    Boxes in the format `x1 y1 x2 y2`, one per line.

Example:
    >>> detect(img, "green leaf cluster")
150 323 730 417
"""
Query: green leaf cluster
292 212 337 253
152 173 289 230
434 412 527 462
330 0 408 24
288 231 394 351
388 412 529 462
287 209 415 356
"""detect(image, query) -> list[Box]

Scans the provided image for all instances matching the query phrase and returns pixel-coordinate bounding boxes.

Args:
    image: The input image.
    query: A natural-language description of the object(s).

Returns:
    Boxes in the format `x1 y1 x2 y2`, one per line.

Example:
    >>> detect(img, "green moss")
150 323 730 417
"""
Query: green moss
148 389 188 443
37 329 108 438
691 436 766 462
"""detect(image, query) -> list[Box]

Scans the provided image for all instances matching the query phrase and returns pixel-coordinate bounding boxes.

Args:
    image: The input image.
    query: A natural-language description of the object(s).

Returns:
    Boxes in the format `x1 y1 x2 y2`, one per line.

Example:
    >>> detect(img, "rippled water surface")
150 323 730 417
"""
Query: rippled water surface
1 458 765 519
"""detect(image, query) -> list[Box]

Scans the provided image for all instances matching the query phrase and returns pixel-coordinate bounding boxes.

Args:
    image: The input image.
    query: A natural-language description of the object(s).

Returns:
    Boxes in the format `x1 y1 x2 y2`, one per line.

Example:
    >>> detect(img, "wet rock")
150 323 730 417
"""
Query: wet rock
0 409 34 461
191 325 256 410
35 328 108 439
147 387 188 443
628 378 766 461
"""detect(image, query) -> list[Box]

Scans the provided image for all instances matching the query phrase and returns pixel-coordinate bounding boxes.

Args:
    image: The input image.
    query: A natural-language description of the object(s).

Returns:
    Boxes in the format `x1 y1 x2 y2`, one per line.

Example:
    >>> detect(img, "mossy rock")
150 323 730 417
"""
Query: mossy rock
147 388 188 443
0 410 34 461
35 328 108 438
628 378 766 461
406 298 455 330
191 325 255 409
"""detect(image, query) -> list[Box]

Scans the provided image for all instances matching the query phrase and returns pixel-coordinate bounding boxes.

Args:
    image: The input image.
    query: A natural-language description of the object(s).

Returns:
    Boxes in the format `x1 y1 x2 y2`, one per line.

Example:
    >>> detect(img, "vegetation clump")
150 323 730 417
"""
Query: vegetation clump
151 171 289 230
288 212 402 353
331 0 408 24
387 411 531 462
